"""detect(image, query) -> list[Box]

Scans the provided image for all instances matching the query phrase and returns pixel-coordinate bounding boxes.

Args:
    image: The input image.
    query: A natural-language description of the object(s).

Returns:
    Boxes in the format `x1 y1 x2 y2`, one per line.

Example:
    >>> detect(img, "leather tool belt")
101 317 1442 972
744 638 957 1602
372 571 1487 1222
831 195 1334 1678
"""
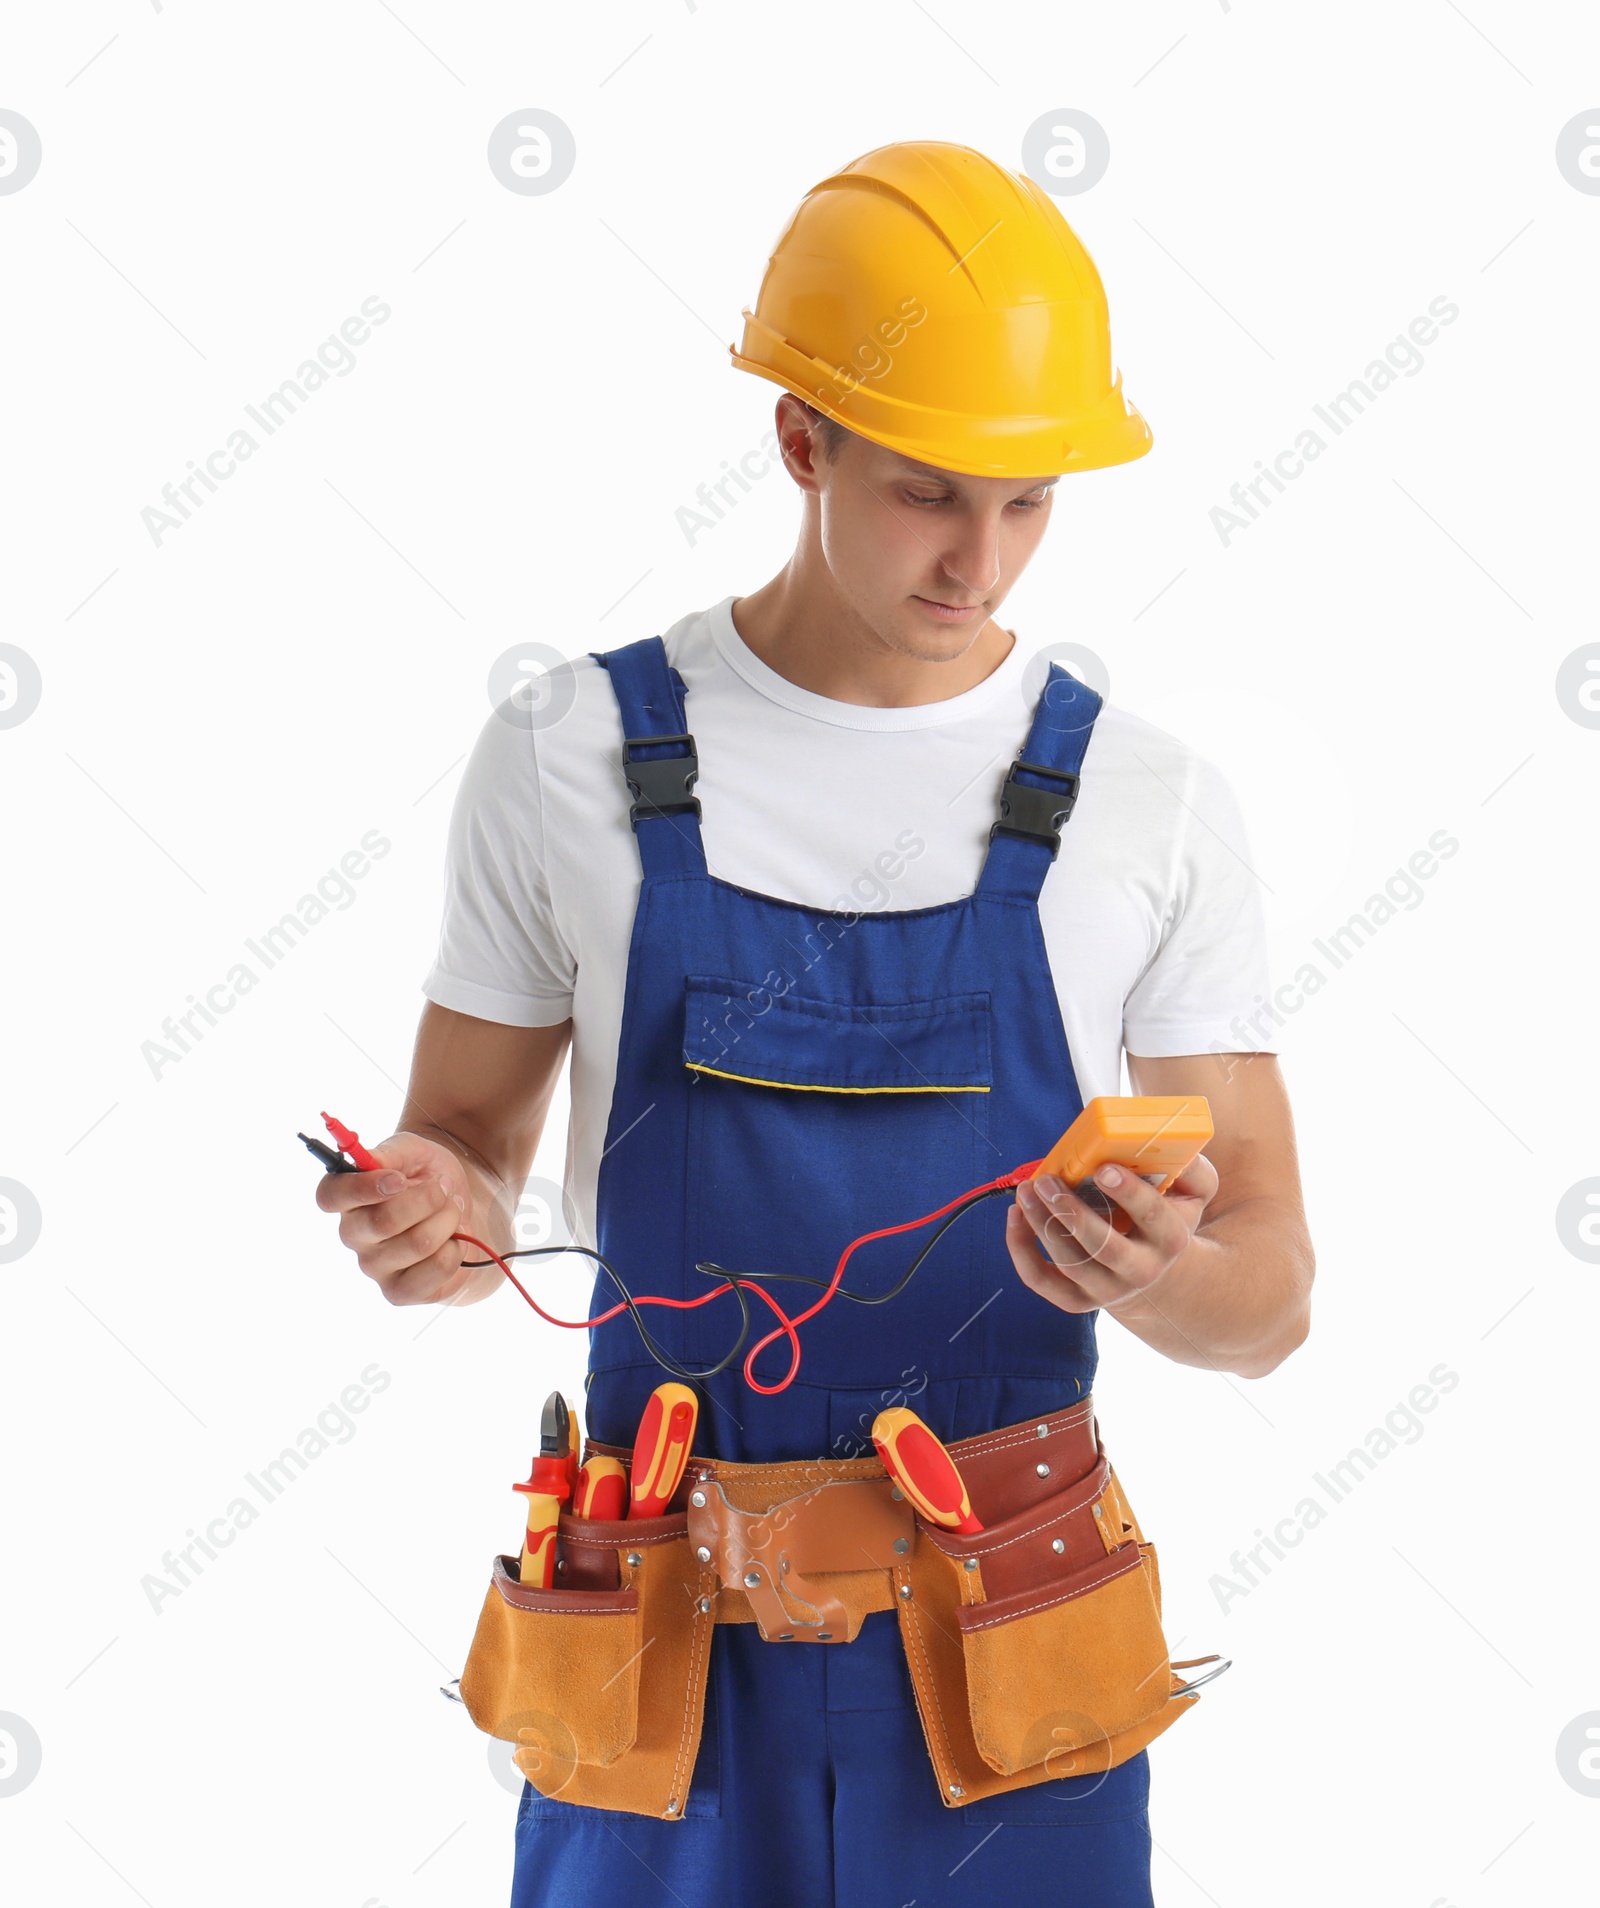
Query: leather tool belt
456 1397 1220 1820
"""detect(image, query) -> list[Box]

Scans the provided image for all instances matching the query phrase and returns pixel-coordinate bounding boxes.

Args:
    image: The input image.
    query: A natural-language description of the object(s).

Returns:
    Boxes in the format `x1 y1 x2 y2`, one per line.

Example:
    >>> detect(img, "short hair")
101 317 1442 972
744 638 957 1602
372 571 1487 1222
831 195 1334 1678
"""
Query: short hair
802 403 852 464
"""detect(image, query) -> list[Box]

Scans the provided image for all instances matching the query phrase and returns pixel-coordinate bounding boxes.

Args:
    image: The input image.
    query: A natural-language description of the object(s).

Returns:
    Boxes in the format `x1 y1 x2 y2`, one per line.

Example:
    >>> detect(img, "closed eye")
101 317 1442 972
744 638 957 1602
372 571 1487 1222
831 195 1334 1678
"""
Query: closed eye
904 491 1051 510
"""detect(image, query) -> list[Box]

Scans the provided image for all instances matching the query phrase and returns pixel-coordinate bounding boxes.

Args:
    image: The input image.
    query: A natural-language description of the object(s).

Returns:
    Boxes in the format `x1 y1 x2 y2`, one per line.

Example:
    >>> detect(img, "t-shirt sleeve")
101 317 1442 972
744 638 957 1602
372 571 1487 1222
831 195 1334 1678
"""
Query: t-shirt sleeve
1122 751 1278 1057
420 703 577 1027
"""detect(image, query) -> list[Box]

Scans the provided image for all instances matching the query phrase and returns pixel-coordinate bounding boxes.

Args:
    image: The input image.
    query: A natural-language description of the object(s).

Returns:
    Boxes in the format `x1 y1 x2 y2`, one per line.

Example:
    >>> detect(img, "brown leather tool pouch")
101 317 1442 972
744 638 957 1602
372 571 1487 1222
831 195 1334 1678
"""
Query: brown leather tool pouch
455 1450 912 1821
894 1407 1204 1806
456 1405 1215 1819
457 1505 717 1822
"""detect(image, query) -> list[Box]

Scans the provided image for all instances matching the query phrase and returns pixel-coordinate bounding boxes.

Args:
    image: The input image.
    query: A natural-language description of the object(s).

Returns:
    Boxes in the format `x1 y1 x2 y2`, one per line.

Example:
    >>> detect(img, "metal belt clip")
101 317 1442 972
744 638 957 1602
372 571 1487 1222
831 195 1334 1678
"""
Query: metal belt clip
685 1476 913 1644
1171 1653 1233 1695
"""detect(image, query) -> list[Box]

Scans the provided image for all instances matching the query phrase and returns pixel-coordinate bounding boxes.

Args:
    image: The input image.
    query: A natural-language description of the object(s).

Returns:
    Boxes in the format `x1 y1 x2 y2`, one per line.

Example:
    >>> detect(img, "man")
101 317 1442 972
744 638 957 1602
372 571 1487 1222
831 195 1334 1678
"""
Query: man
318 141 1312 1906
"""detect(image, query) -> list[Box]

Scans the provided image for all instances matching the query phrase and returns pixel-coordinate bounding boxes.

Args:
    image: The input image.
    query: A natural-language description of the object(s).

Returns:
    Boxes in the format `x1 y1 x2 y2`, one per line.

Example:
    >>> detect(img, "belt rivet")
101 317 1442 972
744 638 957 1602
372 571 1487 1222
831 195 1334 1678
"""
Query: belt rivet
1036 1424 1050 1438
626 1551 642 1567
743 1569 762 1587
898 1582 913 1599
556 1558 566 1571
1092 1505 1103 1520
893 1536 910 1554
890 1484 904 1501
665 1799 678 1815
817 1631 833 1640
698 1596 711 1613
690 1490 706 1508
1036 1462 1051 1477
1051 1537 1065 1553
963 1557 979 1572
696 1545 712 1563
948 1783 964 1797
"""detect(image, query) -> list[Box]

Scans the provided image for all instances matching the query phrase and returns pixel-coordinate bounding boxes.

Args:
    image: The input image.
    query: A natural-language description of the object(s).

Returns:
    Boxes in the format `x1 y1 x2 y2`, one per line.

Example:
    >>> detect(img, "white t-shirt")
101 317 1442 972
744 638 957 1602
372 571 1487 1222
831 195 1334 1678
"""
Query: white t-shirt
422 595 1276 1249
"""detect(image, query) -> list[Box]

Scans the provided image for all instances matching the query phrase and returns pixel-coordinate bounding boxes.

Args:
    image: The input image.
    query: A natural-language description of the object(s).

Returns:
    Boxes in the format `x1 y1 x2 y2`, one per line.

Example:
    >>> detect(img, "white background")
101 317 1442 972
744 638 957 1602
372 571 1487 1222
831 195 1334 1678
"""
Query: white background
2 4 1597 1904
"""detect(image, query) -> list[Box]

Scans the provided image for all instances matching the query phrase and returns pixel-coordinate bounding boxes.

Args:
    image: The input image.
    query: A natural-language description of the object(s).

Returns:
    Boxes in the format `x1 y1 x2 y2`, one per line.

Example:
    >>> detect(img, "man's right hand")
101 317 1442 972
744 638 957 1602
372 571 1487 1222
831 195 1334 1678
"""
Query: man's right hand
319 1006 574 1310
315 1128 472 1306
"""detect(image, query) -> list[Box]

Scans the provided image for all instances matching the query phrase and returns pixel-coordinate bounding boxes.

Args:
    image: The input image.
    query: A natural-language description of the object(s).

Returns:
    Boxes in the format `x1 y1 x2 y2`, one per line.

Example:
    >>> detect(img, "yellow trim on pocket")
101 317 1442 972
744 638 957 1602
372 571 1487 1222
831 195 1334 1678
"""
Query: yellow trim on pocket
684 1063 990 1095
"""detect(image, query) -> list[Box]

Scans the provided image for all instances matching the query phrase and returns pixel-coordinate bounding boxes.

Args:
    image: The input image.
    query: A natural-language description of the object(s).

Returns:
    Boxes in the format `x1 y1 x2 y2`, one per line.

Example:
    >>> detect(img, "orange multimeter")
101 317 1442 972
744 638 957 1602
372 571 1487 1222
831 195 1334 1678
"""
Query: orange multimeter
1032 1096 1213 1233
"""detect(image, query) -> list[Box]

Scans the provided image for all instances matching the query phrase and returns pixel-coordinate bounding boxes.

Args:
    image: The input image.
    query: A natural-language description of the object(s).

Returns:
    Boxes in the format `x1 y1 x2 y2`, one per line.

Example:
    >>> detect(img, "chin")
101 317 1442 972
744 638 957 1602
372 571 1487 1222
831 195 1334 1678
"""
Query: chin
896 602 987 658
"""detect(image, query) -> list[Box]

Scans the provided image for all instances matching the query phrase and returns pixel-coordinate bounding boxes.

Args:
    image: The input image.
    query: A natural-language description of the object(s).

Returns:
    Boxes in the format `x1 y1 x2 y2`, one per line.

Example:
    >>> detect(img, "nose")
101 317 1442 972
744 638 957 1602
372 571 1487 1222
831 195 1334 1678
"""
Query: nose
938 510 1004 598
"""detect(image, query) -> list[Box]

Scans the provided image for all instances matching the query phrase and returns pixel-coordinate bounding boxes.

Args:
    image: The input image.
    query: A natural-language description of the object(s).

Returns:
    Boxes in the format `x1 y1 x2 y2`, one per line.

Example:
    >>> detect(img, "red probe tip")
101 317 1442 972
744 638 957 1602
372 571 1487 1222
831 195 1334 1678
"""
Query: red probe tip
321 1111 383 1172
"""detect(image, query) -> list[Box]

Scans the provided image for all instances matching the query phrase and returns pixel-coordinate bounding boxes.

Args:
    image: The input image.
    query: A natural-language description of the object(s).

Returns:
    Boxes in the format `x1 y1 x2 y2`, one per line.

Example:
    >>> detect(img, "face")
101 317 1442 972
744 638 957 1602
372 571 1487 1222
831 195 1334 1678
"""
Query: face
784 397 1059 662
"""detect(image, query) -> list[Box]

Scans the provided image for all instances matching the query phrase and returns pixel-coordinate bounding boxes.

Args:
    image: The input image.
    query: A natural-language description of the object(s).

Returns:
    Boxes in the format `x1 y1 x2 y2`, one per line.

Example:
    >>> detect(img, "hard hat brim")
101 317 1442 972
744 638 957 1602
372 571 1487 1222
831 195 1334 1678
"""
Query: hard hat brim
729 341 1152 482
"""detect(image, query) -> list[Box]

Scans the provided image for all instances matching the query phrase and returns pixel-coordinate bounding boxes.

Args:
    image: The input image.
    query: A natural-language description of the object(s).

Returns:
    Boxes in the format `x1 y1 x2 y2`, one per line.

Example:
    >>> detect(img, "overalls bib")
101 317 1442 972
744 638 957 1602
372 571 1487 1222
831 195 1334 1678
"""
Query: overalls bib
508 636 1157 1908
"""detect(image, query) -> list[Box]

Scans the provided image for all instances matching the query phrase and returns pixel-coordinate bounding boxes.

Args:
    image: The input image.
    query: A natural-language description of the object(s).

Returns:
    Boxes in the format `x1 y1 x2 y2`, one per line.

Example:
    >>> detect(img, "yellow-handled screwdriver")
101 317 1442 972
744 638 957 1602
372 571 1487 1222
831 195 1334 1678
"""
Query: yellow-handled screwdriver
872 1406 984 1534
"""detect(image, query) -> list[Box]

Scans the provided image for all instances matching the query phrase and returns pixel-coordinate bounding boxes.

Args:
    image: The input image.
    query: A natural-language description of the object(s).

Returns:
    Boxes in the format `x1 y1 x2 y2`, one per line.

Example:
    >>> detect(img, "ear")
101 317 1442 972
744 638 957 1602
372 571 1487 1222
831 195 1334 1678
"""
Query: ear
774 394 826 492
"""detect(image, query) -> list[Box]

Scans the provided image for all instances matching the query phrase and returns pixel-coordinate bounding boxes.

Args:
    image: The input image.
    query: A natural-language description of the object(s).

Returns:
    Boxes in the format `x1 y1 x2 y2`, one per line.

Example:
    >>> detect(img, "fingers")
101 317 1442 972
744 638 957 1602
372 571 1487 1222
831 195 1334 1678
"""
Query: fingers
1164 1151 1219 1205
1010 1163 1188 1308
312 1128 478 1305
342 1173 465 1246
368 1235 469 1307
1059 1165 1191 1261
347 1180 466 1282
1006 1190 1128 1312
1018 1174 1141 1274
313 1130 461 1213
1004 1205 1106 1313
316 1165 412 1214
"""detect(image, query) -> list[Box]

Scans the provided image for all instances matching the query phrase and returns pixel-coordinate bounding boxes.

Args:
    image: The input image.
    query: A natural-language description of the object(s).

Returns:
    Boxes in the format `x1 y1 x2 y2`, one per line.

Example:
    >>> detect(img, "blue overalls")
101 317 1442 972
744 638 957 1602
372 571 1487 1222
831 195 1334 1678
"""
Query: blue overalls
509 636 1155 1908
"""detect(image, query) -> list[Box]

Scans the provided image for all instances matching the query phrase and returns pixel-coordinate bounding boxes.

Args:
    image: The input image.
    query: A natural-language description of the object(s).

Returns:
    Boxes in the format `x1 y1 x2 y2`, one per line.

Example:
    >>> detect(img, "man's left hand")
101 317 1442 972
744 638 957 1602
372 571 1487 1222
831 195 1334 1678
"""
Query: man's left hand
1007 1156 1219 1315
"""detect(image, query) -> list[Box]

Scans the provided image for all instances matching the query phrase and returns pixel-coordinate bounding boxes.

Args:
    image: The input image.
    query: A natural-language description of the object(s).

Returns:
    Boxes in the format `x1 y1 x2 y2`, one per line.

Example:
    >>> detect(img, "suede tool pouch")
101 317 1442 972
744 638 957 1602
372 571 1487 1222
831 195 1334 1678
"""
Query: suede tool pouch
956 1543 1169 1777
909 1455 1187 1790
457 1507 717 1822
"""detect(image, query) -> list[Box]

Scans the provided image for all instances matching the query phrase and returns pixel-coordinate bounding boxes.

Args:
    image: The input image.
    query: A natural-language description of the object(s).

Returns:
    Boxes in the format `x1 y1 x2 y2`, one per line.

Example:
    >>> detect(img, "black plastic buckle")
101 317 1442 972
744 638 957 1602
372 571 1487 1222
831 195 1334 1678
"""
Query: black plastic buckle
622 731 701 824
988 756 1081 859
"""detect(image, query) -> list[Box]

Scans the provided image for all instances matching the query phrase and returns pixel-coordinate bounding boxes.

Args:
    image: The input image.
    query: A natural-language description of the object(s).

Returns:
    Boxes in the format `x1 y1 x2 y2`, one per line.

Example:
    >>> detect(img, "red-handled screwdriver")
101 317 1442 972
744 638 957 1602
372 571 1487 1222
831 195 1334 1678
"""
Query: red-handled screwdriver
628 1383 699 1518
572 1455 629 1520
872 1407 984 1534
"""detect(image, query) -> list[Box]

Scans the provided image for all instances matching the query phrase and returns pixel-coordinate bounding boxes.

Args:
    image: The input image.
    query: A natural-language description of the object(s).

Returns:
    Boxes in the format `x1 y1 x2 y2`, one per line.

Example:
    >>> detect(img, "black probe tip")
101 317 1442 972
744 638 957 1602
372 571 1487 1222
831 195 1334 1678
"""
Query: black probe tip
298 1131 355 1173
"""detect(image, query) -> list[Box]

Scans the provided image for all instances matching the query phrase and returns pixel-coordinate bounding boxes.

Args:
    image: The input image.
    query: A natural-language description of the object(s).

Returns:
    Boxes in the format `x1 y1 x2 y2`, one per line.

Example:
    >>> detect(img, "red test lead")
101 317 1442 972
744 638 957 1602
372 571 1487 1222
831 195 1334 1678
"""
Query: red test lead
322 1112 384 1172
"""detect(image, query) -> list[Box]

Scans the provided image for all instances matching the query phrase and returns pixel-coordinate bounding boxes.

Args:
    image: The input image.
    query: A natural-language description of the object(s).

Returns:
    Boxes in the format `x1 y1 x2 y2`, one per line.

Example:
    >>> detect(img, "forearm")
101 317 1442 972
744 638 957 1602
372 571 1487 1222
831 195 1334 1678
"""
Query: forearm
1101 1195 1313 1378
390 1006 573 1307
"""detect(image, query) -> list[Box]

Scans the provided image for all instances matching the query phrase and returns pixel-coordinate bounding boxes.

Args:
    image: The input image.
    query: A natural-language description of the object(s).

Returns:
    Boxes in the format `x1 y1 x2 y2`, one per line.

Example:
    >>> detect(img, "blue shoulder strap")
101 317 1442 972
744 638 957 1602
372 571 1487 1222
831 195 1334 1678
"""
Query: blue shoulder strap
975 663 1104 902
592 638 1101 896
590 635 708 879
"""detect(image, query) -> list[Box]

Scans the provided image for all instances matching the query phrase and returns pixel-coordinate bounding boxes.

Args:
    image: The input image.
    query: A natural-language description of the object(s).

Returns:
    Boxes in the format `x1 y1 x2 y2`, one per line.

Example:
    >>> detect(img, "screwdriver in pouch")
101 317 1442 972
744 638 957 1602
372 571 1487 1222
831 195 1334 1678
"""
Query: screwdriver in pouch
872 1406 985 1534
572 1455 628 1520
627 1382 699 1518
513 1391 573 1587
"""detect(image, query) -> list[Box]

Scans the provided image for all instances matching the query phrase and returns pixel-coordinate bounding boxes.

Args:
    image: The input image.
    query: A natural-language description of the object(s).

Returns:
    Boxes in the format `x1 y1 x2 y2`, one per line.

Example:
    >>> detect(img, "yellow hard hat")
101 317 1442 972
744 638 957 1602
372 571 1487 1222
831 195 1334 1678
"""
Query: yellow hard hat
730 140 1151 481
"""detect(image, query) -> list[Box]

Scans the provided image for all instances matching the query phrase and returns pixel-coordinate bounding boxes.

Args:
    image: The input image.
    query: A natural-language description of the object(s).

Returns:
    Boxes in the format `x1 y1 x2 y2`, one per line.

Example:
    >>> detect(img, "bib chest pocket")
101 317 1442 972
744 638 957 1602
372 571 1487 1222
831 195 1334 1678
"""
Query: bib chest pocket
681 976 994 1378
